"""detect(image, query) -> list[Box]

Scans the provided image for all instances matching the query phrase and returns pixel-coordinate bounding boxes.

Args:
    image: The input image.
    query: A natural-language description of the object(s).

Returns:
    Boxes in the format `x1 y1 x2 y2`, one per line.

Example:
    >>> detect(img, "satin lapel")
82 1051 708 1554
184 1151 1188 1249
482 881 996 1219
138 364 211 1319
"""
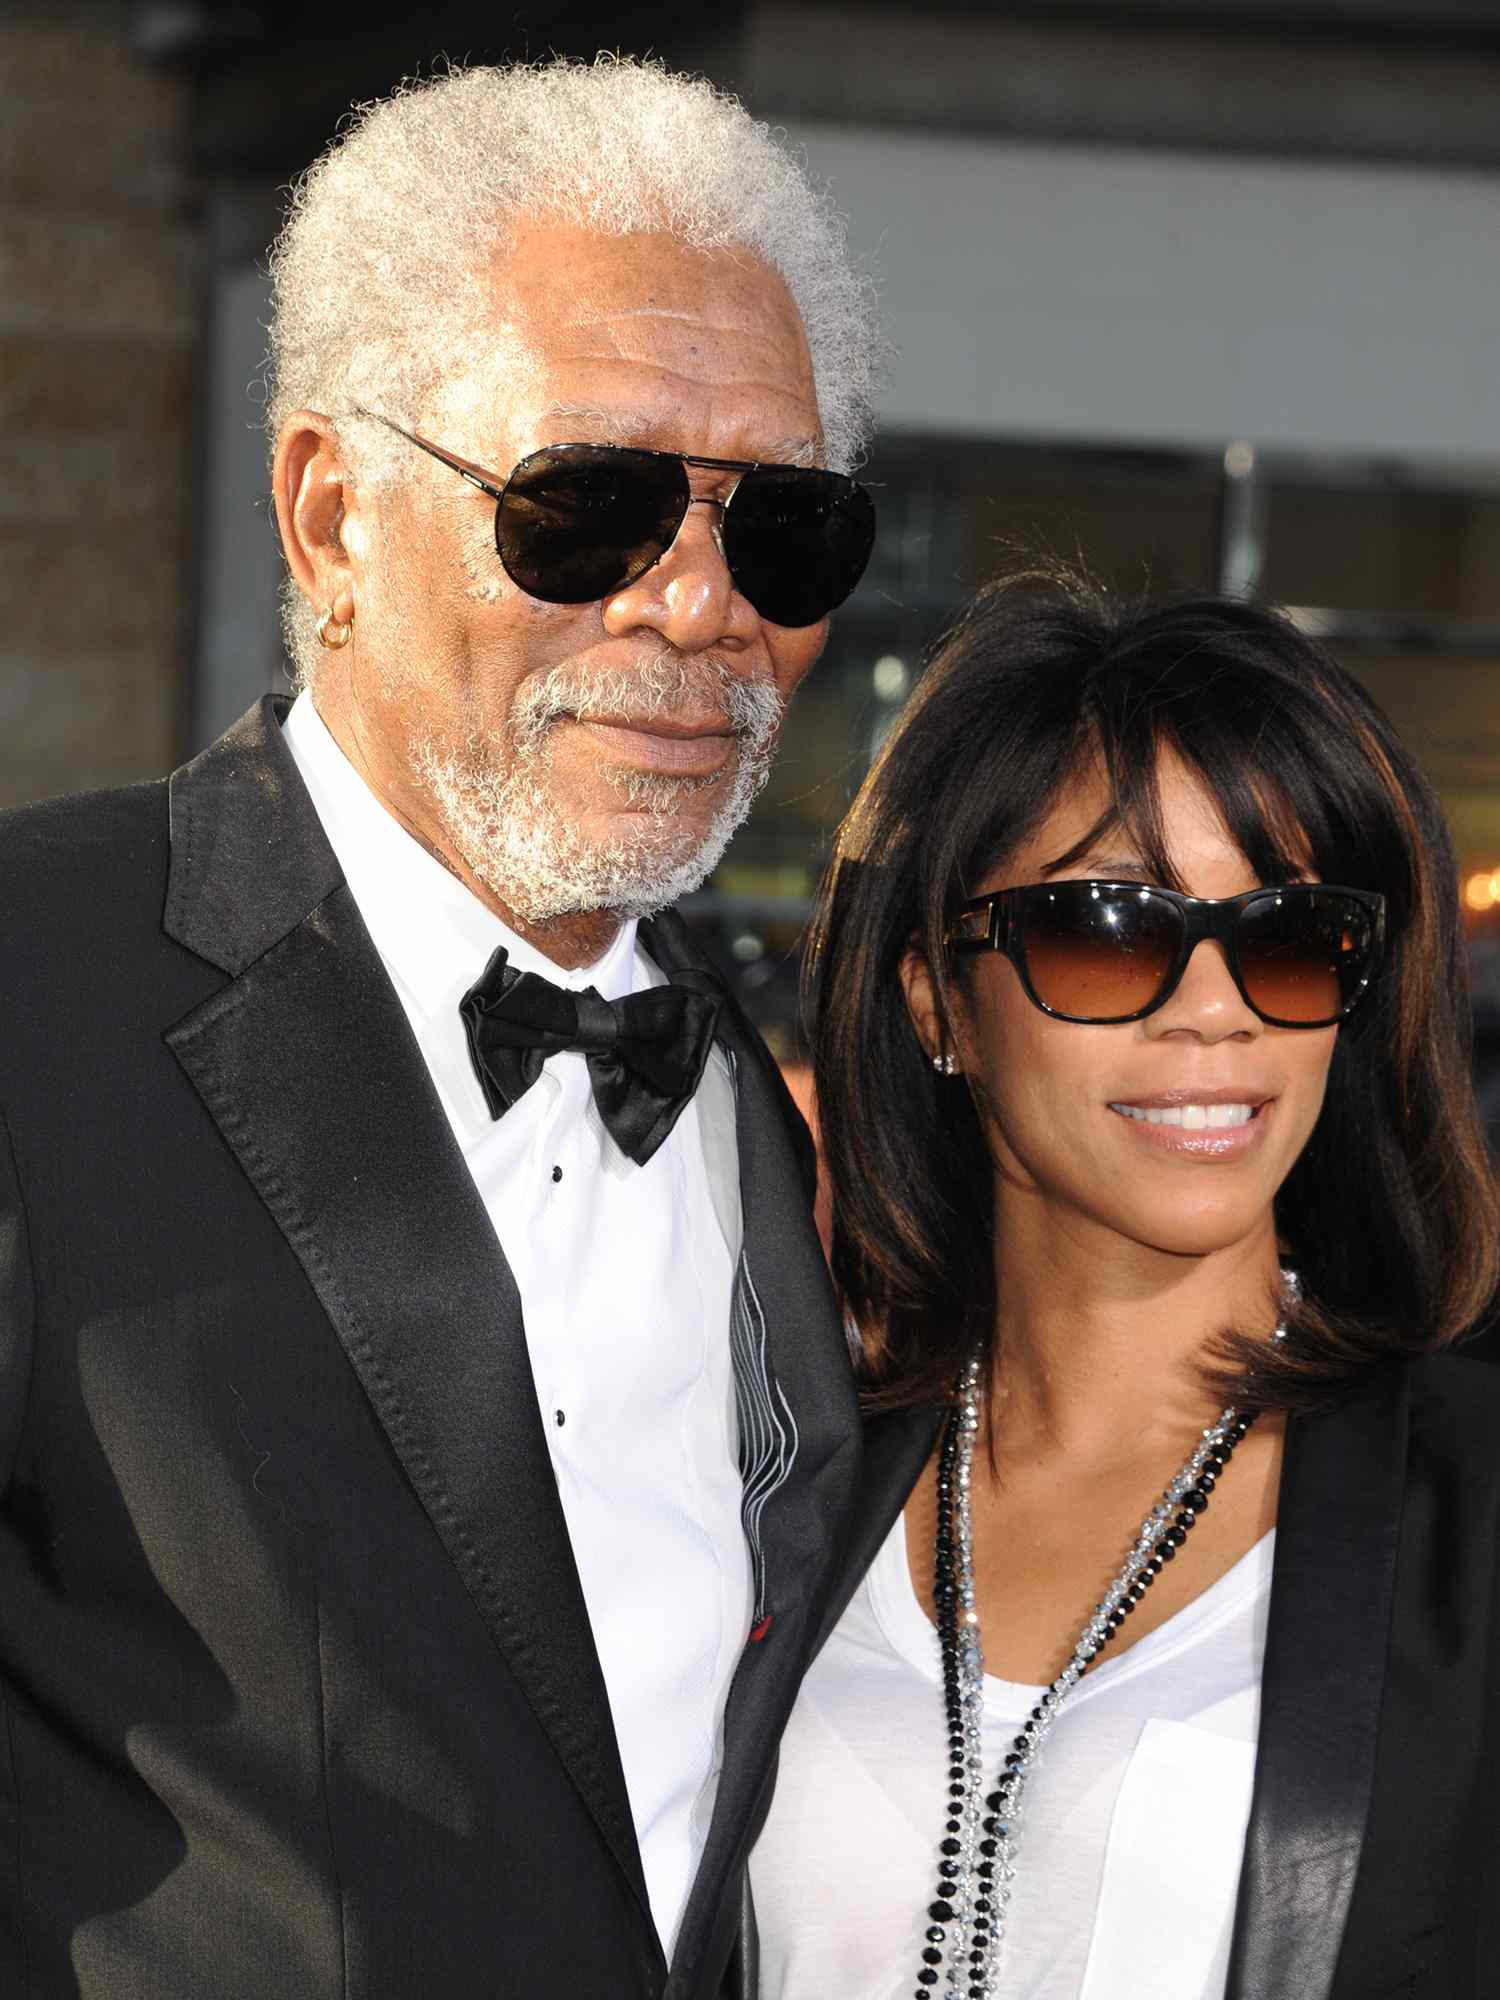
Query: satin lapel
163 700 650 1921
1225 1362 1409 2000
642 914 863 1992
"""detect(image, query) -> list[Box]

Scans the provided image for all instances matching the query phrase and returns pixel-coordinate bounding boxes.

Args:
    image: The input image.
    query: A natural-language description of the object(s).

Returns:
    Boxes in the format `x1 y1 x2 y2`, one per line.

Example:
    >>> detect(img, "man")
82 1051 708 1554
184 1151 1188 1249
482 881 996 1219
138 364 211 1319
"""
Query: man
0 59 878 1999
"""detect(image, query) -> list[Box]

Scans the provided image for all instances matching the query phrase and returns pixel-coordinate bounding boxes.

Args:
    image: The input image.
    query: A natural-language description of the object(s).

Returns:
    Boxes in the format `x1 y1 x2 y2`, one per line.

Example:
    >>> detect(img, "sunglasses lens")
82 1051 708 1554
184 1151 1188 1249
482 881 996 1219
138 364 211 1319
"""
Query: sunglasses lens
1236 889 1375 1024
497 446 686 604
1021 885 1181 1021
722 468 876 626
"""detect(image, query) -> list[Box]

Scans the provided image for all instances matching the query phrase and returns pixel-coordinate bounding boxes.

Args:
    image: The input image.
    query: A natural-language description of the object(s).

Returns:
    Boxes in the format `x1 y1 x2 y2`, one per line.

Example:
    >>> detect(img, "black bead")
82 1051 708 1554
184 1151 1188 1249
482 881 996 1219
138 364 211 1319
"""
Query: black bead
979 1837 997 1857
918 1971 937 1987
985 1791 1003 1811
1159 1540 1177 1560
940 1838 961 1856
926 1927 945 1944
1166 1525 1188 1547
948 1782 965 1797
929 1901 954 1923
945 1817 961 1835
977 1860 994 1878
922 1947 942 1965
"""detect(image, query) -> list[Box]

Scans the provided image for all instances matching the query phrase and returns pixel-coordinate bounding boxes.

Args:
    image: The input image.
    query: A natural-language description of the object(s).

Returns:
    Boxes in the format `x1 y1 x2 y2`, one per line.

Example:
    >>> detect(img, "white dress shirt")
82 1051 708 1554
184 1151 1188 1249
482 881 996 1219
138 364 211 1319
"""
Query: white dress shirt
751 1514 1272 1999
283 692 751 1956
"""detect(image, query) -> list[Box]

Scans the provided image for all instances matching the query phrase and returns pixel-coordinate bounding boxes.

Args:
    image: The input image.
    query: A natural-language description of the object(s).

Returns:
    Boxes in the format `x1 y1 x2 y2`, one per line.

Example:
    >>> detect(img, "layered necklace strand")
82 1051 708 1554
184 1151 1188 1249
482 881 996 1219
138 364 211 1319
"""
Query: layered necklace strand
916 1360 1257 1998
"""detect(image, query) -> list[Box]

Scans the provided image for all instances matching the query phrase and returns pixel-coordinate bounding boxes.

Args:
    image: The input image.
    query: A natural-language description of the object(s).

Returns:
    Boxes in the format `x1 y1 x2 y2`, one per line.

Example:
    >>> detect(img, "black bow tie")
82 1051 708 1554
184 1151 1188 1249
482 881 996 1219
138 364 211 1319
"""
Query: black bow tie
459 945 723 1167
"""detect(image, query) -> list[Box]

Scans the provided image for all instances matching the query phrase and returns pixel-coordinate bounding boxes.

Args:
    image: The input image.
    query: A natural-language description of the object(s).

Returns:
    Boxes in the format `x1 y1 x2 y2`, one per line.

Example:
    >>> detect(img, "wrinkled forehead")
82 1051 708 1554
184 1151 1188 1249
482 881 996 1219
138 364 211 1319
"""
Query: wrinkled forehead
427 218 821 461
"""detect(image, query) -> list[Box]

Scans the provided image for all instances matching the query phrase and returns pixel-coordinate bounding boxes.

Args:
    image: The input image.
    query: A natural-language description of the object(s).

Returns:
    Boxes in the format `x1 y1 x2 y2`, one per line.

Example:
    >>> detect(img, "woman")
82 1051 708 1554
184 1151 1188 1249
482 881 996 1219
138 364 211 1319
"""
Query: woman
749 576 1500 2000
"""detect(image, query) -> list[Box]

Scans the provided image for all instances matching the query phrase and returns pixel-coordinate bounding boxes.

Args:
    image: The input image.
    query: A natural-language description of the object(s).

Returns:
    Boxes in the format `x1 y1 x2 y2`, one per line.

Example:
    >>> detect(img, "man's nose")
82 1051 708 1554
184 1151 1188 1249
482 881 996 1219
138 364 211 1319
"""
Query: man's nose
600 499 758 653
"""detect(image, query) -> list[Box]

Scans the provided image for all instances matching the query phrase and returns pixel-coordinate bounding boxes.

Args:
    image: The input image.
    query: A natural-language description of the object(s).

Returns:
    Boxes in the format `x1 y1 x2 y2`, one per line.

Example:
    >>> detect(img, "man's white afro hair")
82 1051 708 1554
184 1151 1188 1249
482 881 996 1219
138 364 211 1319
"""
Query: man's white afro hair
266 55 879 473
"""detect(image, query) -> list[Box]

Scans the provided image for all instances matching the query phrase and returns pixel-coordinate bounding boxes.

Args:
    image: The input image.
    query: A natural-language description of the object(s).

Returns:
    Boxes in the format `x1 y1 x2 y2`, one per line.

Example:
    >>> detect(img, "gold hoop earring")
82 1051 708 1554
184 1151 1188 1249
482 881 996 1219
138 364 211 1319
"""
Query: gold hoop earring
316 607 353 650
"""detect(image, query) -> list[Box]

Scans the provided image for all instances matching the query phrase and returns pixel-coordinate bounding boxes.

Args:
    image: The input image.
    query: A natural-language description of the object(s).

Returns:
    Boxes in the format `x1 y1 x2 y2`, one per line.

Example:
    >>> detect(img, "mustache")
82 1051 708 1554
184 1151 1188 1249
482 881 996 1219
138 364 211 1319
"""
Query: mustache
511 651 785 746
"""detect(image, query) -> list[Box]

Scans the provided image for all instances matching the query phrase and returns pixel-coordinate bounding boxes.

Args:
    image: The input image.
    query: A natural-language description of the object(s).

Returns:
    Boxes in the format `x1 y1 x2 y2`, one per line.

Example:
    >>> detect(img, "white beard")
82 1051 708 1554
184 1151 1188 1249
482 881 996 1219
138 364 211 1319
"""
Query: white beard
411 651 785 924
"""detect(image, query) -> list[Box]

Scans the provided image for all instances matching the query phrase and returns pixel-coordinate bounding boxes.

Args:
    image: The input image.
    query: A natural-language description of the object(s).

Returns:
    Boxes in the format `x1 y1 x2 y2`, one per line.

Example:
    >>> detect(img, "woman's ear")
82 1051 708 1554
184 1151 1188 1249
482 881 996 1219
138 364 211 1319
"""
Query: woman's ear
900 944 957 1072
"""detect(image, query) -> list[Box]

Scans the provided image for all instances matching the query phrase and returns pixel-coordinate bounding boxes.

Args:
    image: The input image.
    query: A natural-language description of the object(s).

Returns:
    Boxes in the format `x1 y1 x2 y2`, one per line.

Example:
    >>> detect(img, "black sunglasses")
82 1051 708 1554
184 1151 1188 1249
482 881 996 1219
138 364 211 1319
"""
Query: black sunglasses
362 412 876 628
950 880 1386 1028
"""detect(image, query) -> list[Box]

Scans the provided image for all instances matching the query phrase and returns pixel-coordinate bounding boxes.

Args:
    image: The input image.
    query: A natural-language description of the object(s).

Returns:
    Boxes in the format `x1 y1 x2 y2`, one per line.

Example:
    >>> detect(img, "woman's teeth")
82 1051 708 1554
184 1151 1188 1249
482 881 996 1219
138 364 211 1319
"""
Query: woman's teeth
1111 1102 1256 1130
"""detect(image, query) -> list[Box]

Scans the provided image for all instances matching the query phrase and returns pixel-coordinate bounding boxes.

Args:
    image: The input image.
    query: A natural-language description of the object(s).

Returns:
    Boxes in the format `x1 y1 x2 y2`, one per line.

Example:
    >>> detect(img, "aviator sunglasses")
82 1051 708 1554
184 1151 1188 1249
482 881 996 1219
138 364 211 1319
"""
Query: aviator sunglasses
363 411 877 628
950 880 1386 1029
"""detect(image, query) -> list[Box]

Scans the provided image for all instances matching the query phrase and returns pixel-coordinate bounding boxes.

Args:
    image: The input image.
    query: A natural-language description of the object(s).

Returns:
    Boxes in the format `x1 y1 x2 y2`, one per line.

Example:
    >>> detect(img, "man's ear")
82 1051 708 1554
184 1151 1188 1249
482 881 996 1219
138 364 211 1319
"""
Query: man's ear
272 411 360 625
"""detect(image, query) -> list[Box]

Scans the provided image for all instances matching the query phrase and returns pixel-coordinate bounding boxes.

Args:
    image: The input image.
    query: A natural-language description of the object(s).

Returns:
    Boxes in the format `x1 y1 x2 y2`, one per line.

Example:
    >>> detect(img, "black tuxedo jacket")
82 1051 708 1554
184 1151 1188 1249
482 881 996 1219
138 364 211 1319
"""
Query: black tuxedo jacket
792 1351 1500 2000
0 698 861 2000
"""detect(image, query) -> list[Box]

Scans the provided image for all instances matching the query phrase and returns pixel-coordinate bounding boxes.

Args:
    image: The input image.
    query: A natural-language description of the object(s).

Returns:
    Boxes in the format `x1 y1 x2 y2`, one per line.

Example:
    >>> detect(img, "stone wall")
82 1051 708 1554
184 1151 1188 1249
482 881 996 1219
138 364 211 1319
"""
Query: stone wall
0 13 196 807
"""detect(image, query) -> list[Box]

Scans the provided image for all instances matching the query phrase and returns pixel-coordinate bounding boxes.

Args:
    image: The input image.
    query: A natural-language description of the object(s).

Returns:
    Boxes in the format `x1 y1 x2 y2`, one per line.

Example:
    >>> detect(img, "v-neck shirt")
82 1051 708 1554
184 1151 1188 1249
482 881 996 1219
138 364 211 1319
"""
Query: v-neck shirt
750 1509 1274 1998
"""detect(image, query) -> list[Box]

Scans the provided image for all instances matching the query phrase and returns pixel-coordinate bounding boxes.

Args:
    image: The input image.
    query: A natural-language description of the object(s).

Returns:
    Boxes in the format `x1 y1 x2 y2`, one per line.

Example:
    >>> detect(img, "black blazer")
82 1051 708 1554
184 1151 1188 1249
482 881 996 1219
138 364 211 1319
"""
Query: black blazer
789 1351 1500 1999
0 698 861 2000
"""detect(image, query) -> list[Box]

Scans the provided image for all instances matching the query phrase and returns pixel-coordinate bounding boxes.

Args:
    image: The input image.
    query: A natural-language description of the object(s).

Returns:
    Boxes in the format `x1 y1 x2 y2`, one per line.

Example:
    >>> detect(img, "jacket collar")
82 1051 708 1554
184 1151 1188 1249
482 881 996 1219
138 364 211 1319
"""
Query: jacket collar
1225 1359 1408 2000
166 694 339 975
164 696 658 1944
646 911 864 1998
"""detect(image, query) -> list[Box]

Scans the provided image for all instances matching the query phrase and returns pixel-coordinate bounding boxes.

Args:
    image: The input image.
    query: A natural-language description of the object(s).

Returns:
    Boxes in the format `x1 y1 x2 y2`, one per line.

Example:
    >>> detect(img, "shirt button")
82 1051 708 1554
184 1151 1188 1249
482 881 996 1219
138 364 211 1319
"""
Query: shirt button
551 1164 563 1183
554 1409 566 1428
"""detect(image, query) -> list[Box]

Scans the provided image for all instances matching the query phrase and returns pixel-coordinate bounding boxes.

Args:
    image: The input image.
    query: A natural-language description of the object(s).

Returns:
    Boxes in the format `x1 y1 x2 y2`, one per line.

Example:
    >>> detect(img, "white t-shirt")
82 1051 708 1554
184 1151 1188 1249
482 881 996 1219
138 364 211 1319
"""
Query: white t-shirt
751 1511 1273 2000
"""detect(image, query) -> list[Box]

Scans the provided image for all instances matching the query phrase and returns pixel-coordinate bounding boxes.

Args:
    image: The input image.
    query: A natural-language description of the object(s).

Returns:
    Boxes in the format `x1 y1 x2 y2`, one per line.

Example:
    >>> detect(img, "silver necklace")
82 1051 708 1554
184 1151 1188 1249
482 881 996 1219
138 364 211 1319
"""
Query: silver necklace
916 1360 1256 1998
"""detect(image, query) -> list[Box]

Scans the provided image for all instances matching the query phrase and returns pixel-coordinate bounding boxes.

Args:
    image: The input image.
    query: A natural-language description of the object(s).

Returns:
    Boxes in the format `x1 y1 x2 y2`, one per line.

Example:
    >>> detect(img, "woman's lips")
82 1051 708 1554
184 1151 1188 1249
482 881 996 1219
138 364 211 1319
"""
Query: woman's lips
573 716 736 778
1106 1095 1275 1159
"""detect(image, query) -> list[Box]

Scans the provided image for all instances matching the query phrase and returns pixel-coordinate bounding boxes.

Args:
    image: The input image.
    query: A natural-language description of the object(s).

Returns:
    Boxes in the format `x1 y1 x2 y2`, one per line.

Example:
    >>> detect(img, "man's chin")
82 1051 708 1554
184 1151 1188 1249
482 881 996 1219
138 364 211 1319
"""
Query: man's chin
471 810 728 928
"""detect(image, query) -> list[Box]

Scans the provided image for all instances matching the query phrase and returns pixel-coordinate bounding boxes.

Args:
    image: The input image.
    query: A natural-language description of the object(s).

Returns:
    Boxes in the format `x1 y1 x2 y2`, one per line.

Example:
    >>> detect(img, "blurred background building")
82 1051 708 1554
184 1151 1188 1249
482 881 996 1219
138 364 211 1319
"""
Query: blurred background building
4 0 1500 1134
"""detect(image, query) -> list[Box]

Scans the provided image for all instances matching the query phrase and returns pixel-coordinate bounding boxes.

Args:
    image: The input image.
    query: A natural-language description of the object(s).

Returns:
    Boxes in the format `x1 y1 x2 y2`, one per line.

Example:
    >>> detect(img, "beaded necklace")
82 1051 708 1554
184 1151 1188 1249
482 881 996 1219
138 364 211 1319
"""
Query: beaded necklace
915 1357 1257 1998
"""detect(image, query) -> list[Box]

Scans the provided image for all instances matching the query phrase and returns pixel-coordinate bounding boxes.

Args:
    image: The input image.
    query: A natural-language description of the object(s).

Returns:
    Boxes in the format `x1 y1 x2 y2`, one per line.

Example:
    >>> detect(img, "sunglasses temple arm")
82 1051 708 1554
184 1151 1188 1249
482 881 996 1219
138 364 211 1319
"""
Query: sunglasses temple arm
354 410 508 501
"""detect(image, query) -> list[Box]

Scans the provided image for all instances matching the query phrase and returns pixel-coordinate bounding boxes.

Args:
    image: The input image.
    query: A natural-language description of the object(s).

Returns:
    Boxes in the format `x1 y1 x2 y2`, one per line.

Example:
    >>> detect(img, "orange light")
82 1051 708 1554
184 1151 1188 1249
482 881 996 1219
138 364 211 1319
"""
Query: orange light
1464 870 1498 913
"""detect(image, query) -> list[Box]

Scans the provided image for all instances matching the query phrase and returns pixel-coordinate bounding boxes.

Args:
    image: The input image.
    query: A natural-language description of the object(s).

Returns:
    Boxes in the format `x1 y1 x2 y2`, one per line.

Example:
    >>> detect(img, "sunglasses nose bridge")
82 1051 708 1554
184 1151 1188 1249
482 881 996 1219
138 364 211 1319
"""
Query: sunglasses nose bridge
598 475 754 648
1148 923 1263 1034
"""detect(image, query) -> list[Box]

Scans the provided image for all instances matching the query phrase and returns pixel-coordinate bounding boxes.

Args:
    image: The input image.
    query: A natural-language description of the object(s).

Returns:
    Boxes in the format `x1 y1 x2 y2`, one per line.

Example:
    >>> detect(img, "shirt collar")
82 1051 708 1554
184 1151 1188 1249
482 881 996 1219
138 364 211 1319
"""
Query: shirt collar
280 690 641 1031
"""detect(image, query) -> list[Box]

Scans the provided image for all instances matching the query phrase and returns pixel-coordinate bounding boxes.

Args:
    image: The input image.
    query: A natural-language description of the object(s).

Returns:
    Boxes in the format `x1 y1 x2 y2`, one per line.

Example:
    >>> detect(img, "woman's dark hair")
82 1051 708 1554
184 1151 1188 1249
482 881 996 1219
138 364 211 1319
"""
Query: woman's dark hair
806 568 1500 1411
